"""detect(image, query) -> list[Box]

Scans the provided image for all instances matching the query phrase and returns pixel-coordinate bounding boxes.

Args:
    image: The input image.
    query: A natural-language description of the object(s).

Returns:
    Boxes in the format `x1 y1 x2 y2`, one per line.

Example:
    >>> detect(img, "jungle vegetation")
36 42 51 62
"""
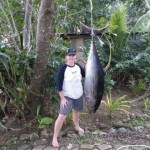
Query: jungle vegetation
0 0 150 124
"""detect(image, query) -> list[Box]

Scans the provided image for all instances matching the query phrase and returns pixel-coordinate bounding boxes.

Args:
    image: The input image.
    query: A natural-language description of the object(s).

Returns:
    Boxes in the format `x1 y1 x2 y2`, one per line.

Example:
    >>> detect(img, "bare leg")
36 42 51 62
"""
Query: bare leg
52 114 67 148
72 109 84 133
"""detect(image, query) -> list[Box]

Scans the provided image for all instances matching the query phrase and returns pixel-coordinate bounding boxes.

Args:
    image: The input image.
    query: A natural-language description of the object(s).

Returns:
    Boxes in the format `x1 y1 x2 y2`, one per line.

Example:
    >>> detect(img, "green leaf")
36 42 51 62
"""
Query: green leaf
36 115 42 122
92 130 100 135
36 105 41 116
40 117 53 125
38 124 46 129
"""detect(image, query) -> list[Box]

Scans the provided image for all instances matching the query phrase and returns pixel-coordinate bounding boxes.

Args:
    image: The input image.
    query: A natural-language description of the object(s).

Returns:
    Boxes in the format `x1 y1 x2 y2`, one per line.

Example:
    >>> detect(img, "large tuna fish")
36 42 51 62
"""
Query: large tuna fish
80 22 110 113
84 37 104 113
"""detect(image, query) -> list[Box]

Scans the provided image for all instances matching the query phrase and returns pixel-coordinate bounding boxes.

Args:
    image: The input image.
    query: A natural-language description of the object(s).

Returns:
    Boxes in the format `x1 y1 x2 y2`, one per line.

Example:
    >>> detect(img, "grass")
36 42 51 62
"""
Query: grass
102 90 130 119
130 114 150 126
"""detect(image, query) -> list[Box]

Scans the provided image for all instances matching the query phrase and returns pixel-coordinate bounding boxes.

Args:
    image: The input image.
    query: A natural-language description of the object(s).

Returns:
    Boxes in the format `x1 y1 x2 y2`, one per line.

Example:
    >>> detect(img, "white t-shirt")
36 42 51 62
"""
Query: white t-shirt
56 63 85 99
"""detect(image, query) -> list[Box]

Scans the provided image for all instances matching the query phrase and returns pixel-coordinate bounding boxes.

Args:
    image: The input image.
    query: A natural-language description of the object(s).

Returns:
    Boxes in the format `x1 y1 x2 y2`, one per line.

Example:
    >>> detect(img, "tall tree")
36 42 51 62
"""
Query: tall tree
23 0 34 51
27 0 54 115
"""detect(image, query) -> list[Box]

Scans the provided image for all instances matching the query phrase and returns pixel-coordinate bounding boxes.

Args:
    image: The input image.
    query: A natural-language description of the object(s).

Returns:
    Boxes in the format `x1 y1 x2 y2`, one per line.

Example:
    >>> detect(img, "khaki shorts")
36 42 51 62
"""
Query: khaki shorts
59 96 83 115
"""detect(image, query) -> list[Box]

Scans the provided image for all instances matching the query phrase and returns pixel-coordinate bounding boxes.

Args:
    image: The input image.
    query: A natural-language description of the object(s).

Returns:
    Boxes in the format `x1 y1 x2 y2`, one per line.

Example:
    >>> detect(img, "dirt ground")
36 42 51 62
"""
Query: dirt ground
0 88 150 149
58 88 150 149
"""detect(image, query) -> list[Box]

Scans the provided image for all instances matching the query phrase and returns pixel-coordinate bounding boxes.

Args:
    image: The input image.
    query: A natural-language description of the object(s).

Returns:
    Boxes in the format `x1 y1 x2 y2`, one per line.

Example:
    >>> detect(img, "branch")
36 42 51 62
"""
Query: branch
132 92 150 103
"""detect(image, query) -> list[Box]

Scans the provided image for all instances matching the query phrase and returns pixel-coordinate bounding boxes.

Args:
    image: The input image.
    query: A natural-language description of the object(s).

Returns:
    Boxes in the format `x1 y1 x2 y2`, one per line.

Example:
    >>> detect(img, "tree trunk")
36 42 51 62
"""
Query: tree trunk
23 0 34 51
27 0 53 115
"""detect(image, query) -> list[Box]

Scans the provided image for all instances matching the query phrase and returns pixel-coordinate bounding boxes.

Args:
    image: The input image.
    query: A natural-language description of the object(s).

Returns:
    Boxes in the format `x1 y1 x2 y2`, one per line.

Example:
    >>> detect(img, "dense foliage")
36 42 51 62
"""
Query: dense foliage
0 0 150 119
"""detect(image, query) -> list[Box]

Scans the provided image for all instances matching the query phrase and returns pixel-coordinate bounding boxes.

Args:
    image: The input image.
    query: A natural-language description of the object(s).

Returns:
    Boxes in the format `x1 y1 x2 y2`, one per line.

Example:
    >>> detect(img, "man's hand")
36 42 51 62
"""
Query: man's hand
60 98 68 108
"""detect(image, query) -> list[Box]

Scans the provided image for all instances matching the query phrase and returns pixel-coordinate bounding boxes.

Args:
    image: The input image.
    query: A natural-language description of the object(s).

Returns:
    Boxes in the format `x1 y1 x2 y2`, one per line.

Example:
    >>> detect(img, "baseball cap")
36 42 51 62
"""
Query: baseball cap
66 48 76 56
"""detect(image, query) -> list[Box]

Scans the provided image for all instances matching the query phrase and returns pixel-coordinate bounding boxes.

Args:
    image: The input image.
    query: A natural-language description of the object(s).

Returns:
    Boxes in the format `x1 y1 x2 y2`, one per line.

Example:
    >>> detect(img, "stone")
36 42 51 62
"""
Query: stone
108 128 117 134
19 134 30 141
117 128 127 133
41 129 49 138
144 123 150 129
43 146 58 150
80 144 94 149
32 145 46 150
30 133 39 142
33 139 48 146
17 144 30 150
96 144 112 150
